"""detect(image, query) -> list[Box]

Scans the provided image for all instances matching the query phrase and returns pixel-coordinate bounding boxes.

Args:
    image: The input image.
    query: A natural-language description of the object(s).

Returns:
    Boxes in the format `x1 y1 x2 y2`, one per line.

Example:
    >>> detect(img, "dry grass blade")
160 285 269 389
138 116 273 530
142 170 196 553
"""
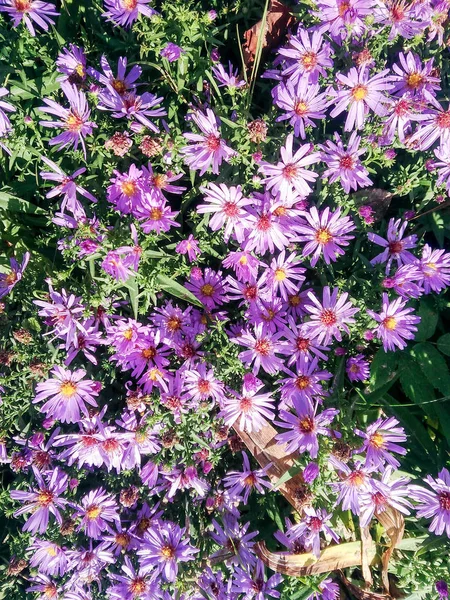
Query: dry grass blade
375 507 405 594
339 573 391 600
360 526 374 587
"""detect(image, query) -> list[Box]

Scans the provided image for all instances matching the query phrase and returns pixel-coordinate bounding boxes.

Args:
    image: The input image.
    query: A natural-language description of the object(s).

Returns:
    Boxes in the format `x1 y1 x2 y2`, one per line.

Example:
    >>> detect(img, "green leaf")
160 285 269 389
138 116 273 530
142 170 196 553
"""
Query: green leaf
399 353 435 408
415 296 438 341
272 461 303 489
410 342 450 397
369 348 399 391
437 334 450 357
124 277 139 319
0 192 45 215
156 273 203 307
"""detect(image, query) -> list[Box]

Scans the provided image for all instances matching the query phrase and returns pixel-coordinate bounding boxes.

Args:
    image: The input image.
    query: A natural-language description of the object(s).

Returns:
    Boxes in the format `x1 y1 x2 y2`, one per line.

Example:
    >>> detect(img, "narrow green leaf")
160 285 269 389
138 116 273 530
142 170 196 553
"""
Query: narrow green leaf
0 192 45 215
272 461 302 489
156 273 203 307
124 277 139 319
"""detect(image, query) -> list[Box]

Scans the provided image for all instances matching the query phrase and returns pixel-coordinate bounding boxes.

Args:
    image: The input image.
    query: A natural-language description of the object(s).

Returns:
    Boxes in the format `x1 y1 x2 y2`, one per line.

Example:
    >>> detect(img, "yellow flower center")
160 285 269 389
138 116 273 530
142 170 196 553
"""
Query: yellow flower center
406 72 423 89
201 284 214 296
315 228 333 245
150 208 163 221
351 84 368 101
121 181 137 197
369 431 386 449
274 268 286 281
86 505 102 520
60 381 77 398
65 111 84 132
382 316 397 330
161 545 175 559
123 328 134 340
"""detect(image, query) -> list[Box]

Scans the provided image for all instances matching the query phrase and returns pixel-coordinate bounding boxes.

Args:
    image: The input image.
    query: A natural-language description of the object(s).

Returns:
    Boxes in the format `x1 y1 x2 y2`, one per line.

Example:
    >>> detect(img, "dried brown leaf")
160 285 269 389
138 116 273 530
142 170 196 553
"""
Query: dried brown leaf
376 507 405 594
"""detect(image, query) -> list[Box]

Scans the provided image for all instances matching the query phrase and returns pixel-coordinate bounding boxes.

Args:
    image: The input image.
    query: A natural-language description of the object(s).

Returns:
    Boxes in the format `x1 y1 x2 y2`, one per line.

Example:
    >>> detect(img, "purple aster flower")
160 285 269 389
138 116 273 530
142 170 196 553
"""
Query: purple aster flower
90 55 142 95
356 416 407 469
382 263 424 299
66 542 114 584
290 506 340 558
276 396 339 457
307 578 340 600
0 87 15 137
139 199 179 234
98 88 166 133
26 575 62 599
295 206 355 266
108 556 160 599
433 145 450 193
232 559 283 600
184 363 224 405
176 235 201 262
180 108 235 175
259 134 320 197
160 42 184 62
278 28 333 84
281 319 330 365
367 293 420 351
391 52 440 101
409 101 450 150
210 515 258 567
223 250 261 282
10 467 68 534
244 194 293 255
102 0 157 28
233 323 284 375
0 0 58 35
137 522 198 582
219 383 275 433
185 267 228 310
303 462 320 484
164 465 209 500
39 83 96 158
74 488 120 539
224 453 272 503
212 61 246 89
373 0 425 40
279 355 332 407
56 44 87 85
0 251 30 299
419 244 450 294
383 96 419 144
410 468 450 537
359 467 412 527
368 218 417 273
28 539 68 577
329 457 373 515
313 0 374 43
33 366 100 424
303 286 359 345
249 296 287 333
436 581 449 599
346 354 370 382
330 67 393 131
261 250 305 301
197 183 253 243
320 132 372 193
274 79 328 139
102 250 134 282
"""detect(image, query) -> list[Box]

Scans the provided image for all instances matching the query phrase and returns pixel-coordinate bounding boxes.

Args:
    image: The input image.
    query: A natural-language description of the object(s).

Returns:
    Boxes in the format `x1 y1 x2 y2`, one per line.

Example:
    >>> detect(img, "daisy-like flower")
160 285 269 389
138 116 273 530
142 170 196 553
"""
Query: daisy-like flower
409 101 450 150
108 556 160 600
433 146 450 194
210 515 258 568
102 0 157 28
222 250 261 282
244 194 293 255
180 109 235 176
313 0 374 43
346 354 370 382
368 218 417 273
259 134 320 197
367 293 420 352
409 468 450 538
320 131 372 193
418 244 450 294
75 488 120 539
0 0 58 36
176 235 201 262
224 453 272 503
383 263 424 299
233 323 284 375
10 467 68 534
139 200 180 235
184 364 224 405
391 52 440 101
33 366 100 424
0 87 15 137
304 286 359 345
185 267 229 310
329 457 373 515
98 89 166 133
28 539 68 577
0 251 30 299
307 578 340 600
279 355 332 406
107 164 146 216
330 67 393 131
382 96 419 145
212 61 246 89
39 83 97 158
278 28 333 84
137 522 198 582
356 416 407 469
26 575 62 599
275 396 339 457
281 318 330 365
359 467 412 527
197 183 253 243
295 206 356 266
56 44 87 85
160 42 184 62
274 79 328 139
261 251 305 301
232 560 283 600
91 55 142 95
219 384 275 433
373 0 425 40
290 506 339 558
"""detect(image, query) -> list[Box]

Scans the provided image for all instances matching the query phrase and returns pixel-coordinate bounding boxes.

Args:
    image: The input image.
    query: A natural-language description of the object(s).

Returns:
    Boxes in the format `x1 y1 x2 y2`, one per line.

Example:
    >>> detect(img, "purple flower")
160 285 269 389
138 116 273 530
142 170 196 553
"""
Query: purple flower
137 522 198 582
307 578 340 600
368 218 417 273
281 319 330 365
330 67 393 131
212 61 246 89
276 396 339 457
259 134 320 197
436 581 449 598
108 556 160 599
160 42 184 62
329 457 372 515
278 28 333 84
295 206 355 266
433 145 450 193
180 109 235 175
98 88 166 133
139 200 179 234
243 194 292 255
279 355 332 406
0 87 15 137
231 559 283 600
313 0 373 43
33 366 100 424
274 79 328 139
39 83 96 158
224 453 272 503
303 462 320 484
219 383 275 433
304 286 359 345
74 488 120 539
346 354 370 382
102 0 157 28
197 183 252 243
56 44 87 85
28 539 68 577
210 515 258 567
184 363 224 405
419 244 450 294
383 263 424 299
90 55 142 95
409 101 450 150
185 267 228 310
10 467 68 534
261 250 306 301
0 0 58 35
320 132 372 193
391 52 440 101
290 506 339 558
359 467 412 527
223 250 261 282
373 0 425 40
410 468 450 537
176 235 201 262
356 416 407 469
367 293 420 352
0 251 30 299
233 323 285 375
